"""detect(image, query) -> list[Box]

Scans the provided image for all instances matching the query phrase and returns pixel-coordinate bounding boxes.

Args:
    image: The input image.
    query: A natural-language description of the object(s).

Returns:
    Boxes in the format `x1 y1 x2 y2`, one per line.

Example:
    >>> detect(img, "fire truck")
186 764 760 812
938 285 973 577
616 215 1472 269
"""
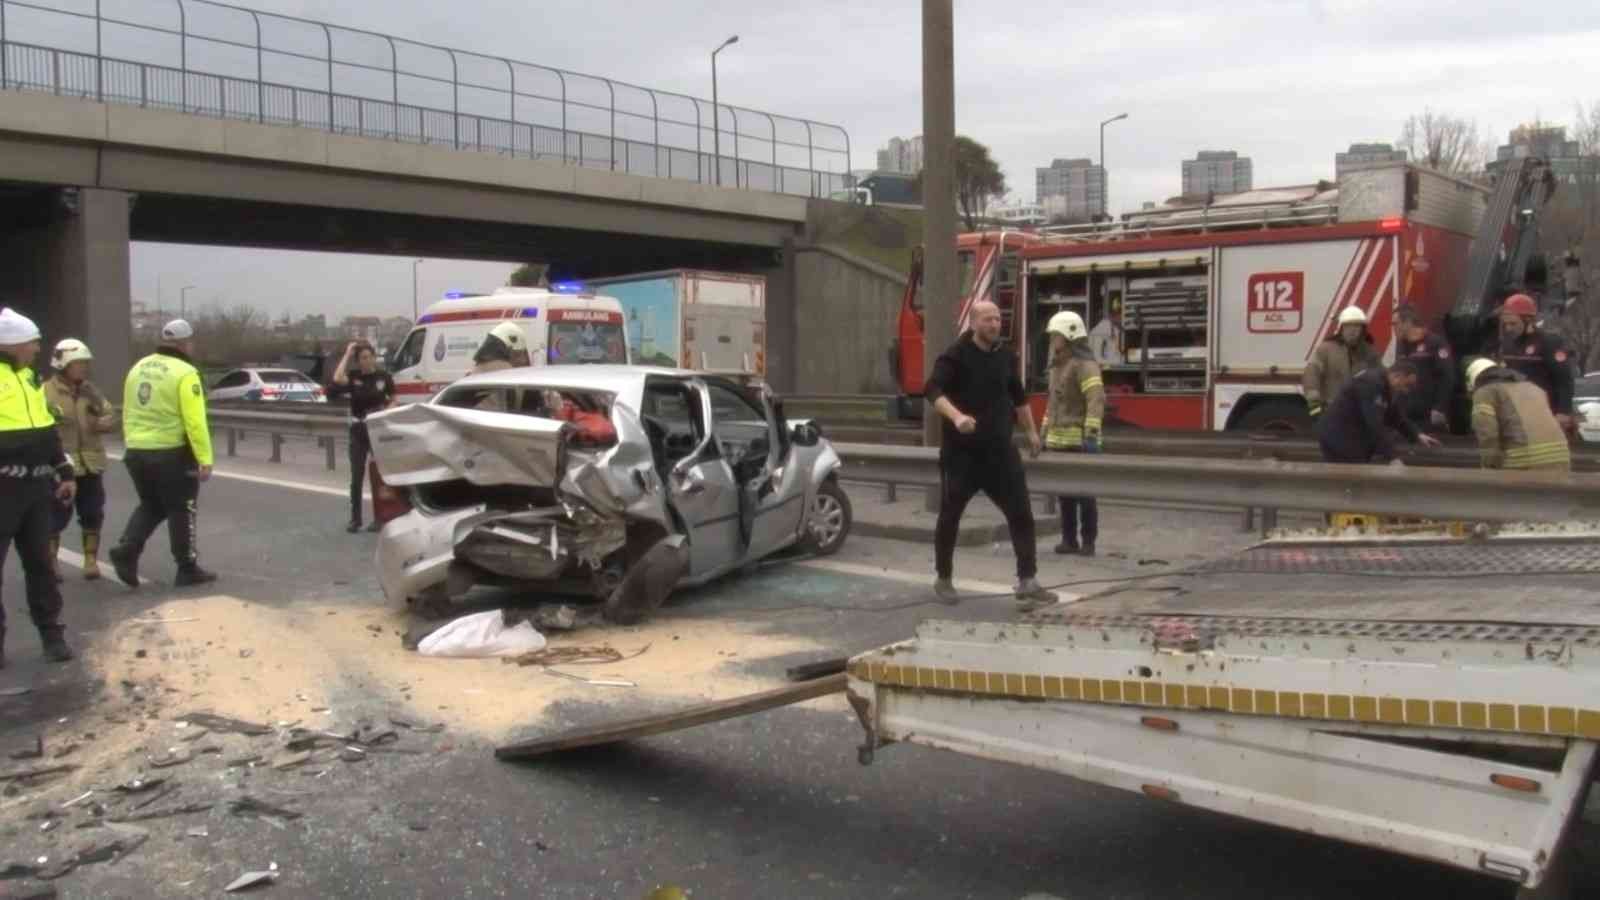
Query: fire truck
889 161 1562 433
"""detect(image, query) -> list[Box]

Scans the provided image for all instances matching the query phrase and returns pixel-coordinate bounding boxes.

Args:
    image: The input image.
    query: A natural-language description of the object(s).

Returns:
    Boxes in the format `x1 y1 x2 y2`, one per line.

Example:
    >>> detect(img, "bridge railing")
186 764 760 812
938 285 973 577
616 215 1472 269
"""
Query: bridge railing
0 0 853 199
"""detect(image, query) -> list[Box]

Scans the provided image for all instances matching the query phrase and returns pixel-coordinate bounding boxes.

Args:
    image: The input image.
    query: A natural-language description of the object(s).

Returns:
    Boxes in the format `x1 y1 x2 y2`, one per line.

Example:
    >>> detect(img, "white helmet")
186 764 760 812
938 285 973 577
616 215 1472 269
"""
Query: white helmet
1465 357 1497 391
488 321 527 353
1336 307 1368 327
1046 310 1088 341
52 338 92 368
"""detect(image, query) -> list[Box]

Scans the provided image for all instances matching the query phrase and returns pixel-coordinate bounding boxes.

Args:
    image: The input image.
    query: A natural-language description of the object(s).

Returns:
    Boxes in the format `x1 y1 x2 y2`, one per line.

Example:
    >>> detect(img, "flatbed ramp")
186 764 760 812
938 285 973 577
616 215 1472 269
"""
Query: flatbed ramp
847 530 1600 897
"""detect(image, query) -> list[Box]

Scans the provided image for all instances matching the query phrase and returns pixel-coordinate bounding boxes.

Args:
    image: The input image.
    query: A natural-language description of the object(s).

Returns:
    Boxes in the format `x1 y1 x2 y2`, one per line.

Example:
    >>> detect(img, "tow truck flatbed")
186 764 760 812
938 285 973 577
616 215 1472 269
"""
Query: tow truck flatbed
846 527 1600 898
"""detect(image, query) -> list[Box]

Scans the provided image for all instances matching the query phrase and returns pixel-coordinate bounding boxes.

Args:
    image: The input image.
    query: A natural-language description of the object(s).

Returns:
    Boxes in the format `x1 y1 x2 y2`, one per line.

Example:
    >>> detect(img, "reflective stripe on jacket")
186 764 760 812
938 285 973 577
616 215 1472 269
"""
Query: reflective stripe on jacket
1044 346 1105 450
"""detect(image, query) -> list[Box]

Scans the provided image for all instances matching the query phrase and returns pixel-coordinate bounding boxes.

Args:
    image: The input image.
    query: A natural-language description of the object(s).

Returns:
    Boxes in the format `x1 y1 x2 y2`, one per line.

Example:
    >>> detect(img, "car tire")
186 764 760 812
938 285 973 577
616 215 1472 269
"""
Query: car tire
801 479 852 557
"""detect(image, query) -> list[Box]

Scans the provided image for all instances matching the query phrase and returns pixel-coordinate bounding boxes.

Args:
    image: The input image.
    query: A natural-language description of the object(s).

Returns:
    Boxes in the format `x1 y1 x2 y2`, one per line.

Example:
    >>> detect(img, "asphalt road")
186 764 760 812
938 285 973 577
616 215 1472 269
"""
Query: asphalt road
1 463 1592 899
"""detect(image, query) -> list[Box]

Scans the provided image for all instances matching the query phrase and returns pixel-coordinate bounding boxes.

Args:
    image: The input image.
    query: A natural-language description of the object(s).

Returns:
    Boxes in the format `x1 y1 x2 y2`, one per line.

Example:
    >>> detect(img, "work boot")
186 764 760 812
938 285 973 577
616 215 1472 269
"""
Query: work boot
108 543 140 588
174 565 218 587
40 628 74 663
81 530 102 581
933 578 961 605
346 519 361 533
1079 543 1096 558
1014 577 1059 612
1053 539 1080 555
47 535 63 584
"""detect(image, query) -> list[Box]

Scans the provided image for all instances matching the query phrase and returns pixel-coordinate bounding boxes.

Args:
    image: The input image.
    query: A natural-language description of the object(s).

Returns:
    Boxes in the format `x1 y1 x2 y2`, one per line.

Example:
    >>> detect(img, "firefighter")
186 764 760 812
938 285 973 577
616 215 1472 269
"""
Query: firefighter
0 307 77 666
470 322 531 375
1302 306 1381 423
925 300 1055 609
1393 304 1455 432
109 320 217 589
43 339 118 580
1491 293 1576 432
1464 358 1570 471
1040 311 1103 557
1316 360 1442 465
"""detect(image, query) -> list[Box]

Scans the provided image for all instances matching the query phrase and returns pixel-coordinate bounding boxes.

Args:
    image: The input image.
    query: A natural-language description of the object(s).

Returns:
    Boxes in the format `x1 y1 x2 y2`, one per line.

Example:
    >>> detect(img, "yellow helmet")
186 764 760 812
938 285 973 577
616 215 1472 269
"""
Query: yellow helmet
1046 310 1087 341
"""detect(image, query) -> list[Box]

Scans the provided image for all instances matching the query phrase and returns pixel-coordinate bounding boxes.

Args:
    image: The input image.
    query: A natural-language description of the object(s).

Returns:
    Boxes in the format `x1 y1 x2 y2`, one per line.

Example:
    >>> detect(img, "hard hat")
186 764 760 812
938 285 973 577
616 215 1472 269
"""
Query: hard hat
51 338 92 367
1465 357 1497 391
1336 307 1367 327
161 319 194 341
1045 310 1087 341
488 321 527 352
0 307 41 345
1499 293 1537 318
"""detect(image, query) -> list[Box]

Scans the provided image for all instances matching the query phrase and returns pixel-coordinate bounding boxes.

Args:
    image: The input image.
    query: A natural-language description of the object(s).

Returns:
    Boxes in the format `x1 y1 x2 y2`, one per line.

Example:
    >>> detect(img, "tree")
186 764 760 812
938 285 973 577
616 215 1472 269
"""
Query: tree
507 263 549 288
1397 109 1490 178
953 137 1006 230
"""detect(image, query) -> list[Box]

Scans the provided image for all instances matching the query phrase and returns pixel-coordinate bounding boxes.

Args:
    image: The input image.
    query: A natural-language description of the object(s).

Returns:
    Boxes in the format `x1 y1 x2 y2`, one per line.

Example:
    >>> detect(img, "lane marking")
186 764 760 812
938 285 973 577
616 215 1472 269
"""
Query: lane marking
106 452 345 498
793 558 1014 597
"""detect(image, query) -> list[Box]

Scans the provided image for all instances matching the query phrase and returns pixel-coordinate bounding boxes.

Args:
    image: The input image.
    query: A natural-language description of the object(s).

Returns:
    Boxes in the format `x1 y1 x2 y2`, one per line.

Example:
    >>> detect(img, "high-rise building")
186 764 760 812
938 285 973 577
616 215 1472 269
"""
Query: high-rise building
875 136 925 175
1181 150 1253 197
1036 158 1106 222
1488 125 1599 185
1335 142 1407 179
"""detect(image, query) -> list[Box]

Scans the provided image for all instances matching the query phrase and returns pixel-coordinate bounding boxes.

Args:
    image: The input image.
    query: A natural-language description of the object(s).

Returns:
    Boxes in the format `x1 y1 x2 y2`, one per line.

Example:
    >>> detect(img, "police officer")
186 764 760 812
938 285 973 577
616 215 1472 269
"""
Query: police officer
1463 358 1570 471
1302 306 1381 423
0 307 77 666
1393 304 1455 431
1492 293 1576 431
109 320 217 588
1040 311 1104 557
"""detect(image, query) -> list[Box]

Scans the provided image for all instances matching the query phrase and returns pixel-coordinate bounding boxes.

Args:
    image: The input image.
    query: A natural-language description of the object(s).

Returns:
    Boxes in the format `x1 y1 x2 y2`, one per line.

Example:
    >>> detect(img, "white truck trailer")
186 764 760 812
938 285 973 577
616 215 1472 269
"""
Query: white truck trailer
847 525 1600 898
583 270 767 376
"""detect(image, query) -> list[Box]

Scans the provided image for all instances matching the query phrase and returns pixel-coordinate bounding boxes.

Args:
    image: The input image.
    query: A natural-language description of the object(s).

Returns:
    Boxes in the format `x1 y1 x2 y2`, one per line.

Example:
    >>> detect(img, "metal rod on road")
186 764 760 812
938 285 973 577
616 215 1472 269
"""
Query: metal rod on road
921 0 956 512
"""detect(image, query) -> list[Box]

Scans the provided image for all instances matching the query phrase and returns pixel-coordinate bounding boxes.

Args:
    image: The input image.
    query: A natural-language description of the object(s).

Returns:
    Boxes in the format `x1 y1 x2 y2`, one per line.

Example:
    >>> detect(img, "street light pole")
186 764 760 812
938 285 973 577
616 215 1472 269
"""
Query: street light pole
180 284 196 319
411 258 424 320
1098 112 1128 222
711 35 739 187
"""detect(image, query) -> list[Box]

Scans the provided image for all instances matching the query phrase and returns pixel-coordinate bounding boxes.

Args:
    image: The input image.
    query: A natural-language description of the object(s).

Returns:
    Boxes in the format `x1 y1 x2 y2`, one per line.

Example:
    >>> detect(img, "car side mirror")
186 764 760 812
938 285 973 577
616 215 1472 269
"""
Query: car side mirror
791 421 822 447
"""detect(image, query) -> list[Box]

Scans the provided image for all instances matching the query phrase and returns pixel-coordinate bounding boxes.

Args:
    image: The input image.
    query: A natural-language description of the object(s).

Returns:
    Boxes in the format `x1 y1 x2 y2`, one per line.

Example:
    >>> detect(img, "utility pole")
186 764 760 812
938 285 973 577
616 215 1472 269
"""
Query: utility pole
921 0 956 509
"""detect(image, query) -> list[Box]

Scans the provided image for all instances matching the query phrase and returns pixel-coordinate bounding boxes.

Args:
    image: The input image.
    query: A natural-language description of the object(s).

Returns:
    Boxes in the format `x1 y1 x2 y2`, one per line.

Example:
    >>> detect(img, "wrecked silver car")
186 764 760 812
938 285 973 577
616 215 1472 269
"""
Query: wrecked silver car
366 366 851 622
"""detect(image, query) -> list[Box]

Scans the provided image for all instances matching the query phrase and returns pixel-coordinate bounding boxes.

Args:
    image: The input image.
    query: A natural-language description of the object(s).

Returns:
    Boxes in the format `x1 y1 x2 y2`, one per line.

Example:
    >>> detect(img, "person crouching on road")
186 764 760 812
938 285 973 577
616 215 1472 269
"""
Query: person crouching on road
44 339 117 581
329 341 395 533
1302 306 1380 426
0 307 77 666
925 300 1056 610
1463 358 1571 472
1316 360 1441 465
1040 311 1104 558
109 319 217 589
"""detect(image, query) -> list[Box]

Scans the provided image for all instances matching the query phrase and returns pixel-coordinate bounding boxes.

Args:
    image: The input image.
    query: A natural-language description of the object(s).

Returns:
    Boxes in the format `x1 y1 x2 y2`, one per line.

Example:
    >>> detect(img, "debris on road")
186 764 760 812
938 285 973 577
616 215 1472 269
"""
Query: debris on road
224 864 279 892
111 801 215 824
532 604 579 632
0 764 78 784
113 777 165 794
785 657 849 682
387 717 444 734
8 736 44 761
147 748 192 769
543 669 636 688
178 713 273 736
228 796 304 823
34 825 148 880
504 644 641 668
59 791 93 809
415 610 546 659
0 686 31 697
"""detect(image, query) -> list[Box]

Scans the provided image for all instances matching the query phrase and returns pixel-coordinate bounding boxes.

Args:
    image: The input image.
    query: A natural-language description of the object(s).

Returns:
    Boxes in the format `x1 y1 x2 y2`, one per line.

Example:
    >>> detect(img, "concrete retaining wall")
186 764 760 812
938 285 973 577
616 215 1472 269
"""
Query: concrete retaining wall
792 244 908 395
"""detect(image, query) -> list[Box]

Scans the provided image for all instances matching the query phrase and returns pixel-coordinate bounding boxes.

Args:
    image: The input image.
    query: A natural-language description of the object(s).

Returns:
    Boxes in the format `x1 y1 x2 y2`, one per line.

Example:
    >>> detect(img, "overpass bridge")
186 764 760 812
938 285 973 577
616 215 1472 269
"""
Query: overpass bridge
0 0 865 389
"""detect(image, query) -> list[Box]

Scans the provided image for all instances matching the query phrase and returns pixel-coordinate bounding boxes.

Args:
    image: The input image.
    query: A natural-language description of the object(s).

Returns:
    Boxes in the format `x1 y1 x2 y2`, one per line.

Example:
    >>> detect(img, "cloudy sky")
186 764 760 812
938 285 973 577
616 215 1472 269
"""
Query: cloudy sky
101 0 1600 319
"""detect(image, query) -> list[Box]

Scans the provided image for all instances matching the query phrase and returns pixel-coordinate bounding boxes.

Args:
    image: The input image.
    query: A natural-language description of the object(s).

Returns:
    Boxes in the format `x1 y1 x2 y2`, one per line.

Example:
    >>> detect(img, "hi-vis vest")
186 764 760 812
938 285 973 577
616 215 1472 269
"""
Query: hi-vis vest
0 360 54 435
123 352 214 465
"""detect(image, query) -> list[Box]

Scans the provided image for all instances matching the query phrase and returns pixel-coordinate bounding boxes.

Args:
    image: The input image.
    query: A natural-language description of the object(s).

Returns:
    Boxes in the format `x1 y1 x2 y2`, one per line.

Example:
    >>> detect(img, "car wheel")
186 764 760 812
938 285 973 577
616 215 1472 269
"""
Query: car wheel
803 479 852 556
408 585 454 621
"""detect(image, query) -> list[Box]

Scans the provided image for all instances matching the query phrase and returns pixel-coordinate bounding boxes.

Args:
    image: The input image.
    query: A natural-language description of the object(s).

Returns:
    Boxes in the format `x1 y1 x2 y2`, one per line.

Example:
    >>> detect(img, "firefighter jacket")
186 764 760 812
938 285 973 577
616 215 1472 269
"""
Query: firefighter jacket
1043 343 1105 450
1395 331 1456 424
0 354 71 482
122 347 214 466
1470 370 1571 471
1494 329 1576 415
44 373 115 476
1302 333 1380 416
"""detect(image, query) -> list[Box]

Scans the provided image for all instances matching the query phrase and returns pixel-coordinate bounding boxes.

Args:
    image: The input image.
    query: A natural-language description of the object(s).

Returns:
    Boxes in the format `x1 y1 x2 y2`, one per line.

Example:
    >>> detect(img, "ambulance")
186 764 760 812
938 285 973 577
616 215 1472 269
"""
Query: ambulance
387 284 631 402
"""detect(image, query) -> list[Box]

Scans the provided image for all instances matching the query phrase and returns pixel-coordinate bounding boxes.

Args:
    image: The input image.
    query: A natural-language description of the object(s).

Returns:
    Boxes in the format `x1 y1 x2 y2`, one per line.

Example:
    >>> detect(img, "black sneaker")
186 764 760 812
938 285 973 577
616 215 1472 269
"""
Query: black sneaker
364 521 381 533
41 633 75 663
346 520 362 533
1079 543 1097 558
933 578 961 605
108 544 140 588
1053 540 1080 555
175 566 219 587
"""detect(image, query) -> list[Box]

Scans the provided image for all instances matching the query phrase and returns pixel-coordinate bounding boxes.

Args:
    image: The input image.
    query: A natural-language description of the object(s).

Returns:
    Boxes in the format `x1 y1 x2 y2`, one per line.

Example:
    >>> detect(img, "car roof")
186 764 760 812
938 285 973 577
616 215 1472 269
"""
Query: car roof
449 364 699 393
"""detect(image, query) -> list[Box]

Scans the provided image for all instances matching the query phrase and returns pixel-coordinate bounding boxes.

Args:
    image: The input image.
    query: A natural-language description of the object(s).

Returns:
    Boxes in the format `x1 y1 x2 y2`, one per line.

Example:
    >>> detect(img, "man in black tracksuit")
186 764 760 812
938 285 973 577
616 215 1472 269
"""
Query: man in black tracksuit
924 301 1055 608
1393 304 1455 431
1316 360 1440 464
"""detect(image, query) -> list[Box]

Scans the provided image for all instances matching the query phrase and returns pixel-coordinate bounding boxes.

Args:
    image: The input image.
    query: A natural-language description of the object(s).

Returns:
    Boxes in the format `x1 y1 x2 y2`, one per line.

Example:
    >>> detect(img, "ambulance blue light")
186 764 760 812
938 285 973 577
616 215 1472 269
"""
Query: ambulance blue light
552 282 585 294
444 290 467 299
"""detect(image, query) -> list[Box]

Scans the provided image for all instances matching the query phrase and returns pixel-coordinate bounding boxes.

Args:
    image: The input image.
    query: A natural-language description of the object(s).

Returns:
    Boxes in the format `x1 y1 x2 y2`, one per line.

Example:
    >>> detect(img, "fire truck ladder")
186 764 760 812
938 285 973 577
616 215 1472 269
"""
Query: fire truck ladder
1451 155 1557 320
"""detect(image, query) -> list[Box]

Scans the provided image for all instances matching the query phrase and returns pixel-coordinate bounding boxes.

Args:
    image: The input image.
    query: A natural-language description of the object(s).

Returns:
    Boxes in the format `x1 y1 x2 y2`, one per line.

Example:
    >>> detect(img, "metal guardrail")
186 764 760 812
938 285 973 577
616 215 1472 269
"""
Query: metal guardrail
832 443 1600 525
0 0 852 198
210 407 348 469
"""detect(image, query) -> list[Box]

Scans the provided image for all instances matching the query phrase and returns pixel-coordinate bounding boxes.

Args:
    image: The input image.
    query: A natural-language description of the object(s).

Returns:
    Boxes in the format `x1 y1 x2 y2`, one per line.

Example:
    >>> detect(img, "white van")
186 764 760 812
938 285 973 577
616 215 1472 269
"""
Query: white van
388 285 631 401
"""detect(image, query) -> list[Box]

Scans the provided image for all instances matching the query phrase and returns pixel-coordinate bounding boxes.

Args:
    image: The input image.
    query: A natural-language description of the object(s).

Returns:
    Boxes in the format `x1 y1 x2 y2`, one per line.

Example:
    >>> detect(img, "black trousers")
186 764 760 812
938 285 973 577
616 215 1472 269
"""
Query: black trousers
1052 448 1098 547
0 478 65 636
118 447 201 566
934 445 1037 581
348 421 370 524
52 472 106 533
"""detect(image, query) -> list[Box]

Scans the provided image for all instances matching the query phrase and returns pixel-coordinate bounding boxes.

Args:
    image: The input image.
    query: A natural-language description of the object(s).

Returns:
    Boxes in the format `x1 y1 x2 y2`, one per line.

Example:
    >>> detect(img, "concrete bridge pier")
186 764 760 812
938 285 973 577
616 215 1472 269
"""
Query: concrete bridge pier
0 186 133 389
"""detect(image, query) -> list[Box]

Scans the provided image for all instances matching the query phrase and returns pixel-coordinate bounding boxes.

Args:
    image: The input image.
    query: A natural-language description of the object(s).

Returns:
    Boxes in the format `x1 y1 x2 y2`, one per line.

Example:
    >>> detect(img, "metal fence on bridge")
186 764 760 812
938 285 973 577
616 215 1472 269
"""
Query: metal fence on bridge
0 0 853 198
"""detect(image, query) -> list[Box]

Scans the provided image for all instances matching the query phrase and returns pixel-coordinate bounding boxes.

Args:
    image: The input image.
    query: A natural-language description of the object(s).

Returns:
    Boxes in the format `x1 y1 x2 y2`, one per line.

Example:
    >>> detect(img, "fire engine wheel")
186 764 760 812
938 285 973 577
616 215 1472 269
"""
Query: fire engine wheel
1236 400 1313 437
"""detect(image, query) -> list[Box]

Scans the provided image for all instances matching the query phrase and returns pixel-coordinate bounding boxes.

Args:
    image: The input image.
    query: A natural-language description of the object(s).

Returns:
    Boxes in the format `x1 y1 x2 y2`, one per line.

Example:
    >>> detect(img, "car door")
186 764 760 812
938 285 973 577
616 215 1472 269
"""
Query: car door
703 380 804 560
644 376 742 578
